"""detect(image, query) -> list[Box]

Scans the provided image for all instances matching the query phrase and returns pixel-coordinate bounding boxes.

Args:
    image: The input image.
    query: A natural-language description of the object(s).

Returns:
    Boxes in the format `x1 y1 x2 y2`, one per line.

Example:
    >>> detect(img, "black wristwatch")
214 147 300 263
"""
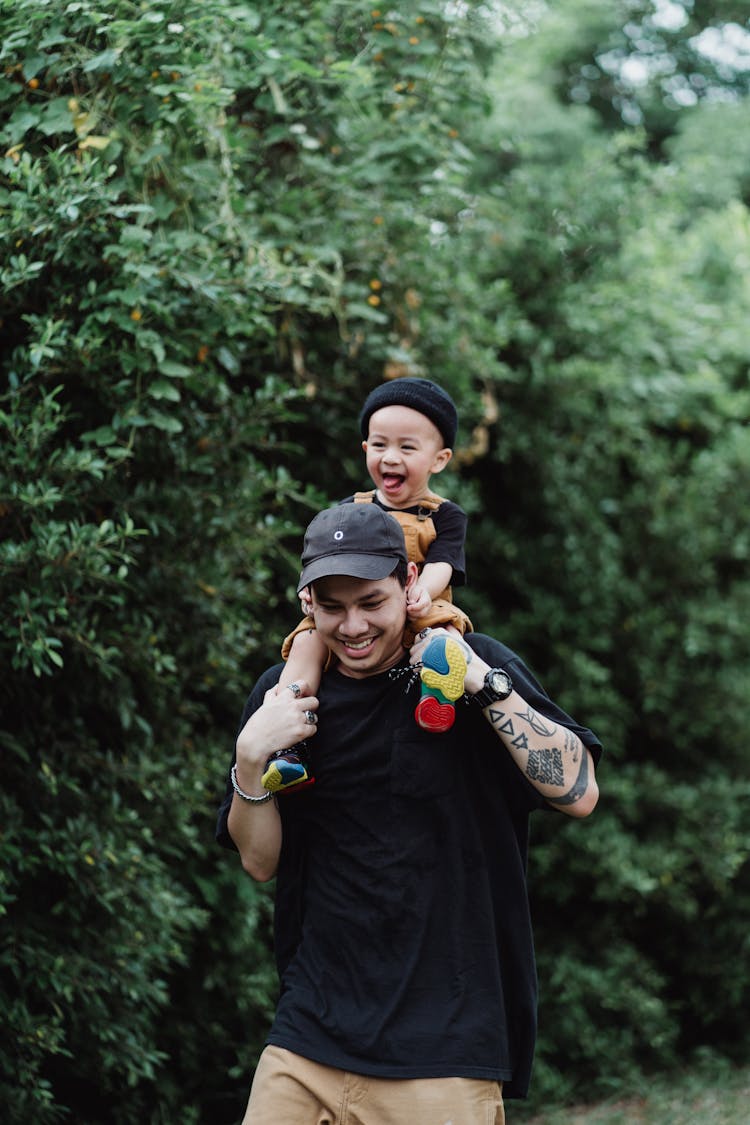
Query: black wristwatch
471 667 513 709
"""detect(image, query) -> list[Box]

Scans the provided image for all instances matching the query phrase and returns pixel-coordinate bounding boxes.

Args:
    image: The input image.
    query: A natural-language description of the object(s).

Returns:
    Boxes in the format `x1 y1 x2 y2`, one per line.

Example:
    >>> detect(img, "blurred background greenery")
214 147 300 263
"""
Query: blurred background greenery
1 1 748 1121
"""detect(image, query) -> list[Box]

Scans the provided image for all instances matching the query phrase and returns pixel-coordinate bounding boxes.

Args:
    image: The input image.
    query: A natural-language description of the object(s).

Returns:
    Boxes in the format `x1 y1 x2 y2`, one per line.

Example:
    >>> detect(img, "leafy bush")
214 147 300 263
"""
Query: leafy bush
459 21 750 1107
1 0 498 1119
3 0 749 1119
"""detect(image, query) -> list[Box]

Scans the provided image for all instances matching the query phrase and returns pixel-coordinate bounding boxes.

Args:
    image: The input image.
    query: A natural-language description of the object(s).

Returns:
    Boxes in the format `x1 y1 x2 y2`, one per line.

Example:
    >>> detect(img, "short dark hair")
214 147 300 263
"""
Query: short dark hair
390 560 408 587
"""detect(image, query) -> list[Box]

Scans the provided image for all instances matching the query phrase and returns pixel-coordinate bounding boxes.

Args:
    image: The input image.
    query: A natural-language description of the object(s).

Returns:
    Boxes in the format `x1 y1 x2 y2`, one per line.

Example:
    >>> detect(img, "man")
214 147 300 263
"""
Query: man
216 503 601 1124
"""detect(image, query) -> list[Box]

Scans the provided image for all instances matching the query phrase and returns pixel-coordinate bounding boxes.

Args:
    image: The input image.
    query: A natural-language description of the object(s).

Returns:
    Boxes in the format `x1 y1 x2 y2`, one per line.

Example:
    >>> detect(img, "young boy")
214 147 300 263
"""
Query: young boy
263 377 473 793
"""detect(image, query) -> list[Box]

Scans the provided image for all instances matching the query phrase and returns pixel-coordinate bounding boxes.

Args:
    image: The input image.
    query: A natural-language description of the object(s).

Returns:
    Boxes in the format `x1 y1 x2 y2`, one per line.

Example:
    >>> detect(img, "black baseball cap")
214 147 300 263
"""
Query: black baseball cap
297 504 407 592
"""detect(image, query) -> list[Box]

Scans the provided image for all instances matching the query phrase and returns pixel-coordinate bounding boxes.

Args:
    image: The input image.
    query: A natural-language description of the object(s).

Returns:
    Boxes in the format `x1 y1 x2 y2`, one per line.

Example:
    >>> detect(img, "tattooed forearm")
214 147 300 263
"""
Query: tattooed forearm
546 747 590 807
485 699 594 811
488 706 588 803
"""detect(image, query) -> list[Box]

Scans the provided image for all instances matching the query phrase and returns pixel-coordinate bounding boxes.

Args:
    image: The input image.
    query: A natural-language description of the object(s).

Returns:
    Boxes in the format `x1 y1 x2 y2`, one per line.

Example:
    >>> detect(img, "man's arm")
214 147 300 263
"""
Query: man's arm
412 630 599 817
462 653 599 817
228 680 318 880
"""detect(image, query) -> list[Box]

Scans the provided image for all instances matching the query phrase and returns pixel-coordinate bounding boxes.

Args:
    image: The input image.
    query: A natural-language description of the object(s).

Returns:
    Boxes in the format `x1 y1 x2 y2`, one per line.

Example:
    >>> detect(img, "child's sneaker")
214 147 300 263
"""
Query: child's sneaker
415 634 469 733
262 744 314 793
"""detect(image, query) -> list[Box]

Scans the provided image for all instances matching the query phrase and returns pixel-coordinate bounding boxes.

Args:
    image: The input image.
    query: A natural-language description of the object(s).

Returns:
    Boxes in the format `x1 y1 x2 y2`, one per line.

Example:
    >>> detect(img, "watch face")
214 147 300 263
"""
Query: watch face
489 670 512 695
473 667 513 706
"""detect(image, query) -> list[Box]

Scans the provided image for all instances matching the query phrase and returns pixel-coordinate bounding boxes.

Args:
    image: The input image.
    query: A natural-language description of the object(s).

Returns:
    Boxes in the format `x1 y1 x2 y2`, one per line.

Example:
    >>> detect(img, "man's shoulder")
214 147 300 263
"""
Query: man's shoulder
239 663 284 721
465 633 518 667
255 662 284 688
465 634 547 699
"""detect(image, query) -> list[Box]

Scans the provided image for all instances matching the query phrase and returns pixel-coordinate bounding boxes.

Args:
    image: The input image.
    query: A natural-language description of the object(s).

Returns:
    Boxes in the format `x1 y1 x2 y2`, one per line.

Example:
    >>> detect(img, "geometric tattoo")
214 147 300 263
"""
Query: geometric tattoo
527 747 564 786
489 708 513 733
516 706 557 737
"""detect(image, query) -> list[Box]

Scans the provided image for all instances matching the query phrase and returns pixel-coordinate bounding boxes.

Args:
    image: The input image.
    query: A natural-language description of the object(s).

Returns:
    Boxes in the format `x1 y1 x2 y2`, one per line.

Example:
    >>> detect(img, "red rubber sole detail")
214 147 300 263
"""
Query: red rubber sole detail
415 695 456 732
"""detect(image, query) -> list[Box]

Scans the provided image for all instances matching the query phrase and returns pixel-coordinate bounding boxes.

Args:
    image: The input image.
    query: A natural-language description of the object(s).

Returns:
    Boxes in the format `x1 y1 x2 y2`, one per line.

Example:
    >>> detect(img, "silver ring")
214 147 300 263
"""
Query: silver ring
304 709 317 726
287 682 302 698
417 627 432 641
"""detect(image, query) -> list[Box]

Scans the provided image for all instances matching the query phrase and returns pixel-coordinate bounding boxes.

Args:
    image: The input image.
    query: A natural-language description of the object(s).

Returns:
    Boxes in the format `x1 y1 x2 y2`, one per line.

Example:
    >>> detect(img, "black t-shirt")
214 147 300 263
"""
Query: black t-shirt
216 634 602 1098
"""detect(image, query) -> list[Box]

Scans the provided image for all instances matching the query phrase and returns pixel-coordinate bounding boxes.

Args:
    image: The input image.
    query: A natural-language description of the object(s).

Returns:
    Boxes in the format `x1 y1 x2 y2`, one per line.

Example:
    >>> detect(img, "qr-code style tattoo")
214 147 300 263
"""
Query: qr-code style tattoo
527 747 564 786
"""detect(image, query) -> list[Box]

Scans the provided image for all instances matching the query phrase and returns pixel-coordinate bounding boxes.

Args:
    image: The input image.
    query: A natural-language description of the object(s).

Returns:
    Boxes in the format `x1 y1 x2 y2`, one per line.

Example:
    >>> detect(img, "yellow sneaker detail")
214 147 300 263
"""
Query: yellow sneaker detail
420 636 467 703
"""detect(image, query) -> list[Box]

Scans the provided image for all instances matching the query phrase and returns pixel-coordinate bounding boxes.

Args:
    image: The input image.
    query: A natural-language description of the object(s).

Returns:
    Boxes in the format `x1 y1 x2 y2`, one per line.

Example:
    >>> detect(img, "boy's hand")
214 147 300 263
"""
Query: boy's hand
299 585 313 617
406 582 432 619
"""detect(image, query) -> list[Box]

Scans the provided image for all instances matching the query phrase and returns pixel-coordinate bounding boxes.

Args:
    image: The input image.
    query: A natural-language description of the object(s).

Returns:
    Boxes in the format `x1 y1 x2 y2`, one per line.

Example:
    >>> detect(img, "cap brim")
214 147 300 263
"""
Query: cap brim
297 552 399 593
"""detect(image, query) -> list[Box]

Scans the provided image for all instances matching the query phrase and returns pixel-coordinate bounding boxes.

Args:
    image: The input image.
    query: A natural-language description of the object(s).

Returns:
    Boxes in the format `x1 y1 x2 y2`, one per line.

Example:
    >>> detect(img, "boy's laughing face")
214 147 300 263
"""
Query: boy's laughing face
362 404 452 509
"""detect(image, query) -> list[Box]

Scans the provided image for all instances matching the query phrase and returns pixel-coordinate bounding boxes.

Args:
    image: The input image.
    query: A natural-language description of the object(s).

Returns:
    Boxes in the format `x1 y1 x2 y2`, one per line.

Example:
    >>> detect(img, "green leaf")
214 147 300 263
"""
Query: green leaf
344 301 388 323
147 411 183 434
158 360 192 379
3 106 40 143
38 97 77 137
82 48 122 73
148 379 181 402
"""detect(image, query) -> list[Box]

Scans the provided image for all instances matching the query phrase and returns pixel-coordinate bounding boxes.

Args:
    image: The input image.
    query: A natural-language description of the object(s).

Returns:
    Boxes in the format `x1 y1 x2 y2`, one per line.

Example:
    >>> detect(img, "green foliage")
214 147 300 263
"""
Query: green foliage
455 10 750 1108
519 1058 750 1124
2 0 750 1118
539 0 750 143
1 0 499 1120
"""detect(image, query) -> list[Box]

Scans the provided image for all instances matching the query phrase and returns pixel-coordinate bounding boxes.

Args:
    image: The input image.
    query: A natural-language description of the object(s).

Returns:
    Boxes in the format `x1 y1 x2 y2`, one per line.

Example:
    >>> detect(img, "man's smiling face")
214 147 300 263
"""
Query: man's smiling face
310 567 417 678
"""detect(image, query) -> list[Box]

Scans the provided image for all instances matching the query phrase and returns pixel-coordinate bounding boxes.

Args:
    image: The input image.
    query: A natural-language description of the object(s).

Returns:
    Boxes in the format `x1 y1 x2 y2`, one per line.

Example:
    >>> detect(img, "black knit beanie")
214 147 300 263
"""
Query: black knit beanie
358 377 458 449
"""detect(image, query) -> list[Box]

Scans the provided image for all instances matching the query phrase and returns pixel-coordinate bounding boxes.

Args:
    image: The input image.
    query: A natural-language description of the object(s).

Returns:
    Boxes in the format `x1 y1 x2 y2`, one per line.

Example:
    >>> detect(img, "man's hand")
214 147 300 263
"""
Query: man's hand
235 680 319 791
229 682 318 882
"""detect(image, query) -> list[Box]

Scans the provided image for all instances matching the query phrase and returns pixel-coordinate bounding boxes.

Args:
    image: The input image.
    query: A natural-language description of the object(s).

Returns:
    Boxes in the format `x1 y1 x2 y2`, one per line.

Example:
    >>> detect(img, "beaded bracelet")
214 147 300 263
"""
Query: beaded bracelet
231 763 273 804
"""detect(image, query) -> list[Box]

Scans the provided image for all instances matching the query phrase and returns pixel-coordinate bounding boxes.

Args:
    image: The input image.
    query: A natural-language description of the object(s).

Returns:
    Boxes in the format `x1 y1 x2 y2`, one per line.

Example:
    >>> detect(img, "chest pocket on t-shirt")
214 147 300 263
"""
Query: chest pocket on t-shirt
390 727 459 799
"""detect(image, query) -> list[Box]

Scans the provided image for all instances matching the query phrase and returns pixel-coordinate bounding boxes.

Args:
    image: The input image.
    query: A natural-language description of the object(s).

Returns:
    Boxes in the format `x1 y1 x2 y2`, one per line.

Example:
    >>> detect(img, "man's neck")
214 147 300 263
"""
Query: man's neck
334 645 408 679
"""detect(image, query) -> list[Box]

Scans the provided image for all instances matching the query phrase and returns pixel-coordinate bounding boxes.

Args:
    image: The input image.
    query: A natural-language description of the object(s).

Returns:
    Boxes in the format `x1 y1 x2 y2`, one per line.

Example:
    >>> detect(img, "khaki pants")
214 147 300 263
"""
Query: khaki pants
242 1045 505 1125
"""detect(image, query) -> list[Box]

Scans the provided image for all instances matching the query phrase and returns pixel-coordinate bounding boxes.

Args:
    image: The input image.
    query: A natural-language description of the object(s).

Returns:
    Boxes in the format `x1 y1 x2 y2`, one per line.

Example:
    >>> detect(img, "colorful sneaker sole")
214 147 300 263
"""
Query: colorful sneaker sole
415 694 456 733
262 756 310 793
419 636 467 702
